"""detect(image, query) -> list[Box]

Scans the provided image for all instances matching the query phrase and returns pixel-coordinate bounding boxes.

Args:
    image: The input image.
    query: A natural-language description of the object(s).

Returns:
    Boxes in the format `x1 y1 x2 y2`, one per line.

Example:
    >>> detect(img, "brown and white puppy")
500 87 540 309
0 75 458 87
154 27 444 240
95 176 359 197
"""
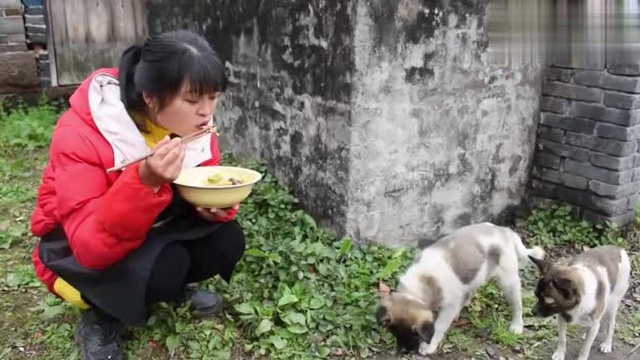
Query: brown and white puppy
376 222 545 356
530 245 631 360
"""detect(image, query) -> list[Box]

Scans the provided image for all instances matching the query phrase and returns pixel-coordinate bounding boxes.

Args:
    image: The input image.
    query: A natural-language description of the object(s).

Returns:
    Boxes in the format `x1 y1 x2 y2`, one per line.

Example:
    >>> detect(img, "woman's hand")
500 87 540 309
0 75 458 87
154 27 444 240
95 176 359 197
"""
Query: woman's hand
139 136 186 191
196 203 240 222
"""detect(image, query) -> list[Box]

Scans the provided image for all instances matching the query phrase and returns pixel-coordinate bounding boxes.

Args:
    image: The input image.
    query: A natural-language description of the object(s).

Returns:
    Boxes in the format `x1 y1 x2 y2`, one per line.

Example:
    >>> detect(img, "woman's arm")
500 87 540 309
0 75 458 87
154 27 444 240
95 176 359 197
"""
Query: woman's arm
51 128 173 270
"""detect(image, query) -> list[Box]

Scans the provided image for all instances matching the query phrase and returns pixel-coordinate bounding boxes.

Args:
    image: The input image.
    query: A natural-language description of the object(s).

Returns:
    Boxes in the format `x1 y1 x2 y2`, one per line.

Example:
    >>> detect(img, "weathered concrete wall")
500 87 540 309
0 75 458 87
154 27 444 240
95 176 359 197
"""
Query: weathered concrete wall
348 1 541 245
147 0 542 246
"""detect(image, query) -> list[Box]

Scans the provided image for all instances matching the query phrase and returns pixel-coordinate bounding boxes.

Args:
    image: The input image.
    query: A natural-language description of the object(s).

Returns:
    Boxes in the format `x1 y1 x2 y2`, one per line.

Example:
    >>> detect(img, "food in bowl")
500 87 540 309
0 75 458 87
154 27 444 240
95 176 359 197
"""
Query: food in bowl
173 166 263 209
203 173 245 186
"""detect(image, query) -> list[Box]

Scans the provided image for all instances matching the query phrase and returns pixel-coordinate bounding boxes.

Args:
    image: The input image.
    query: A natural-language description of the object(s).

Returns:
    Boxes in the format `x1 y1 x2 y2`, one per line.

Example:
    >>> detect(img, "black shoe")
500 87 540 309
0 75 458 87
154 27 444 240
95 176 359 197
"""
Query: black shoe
74 308 126 360
184 286 224 318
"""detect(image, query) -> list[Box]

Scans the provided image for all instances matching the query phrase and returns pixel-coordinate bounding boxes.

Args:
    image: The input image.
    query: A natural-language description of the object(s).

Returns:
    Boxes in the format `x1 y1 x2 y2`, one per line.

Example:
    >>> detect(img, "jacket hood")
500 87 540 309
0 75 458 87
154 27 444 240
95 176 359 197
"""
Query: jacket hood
68 68 120 131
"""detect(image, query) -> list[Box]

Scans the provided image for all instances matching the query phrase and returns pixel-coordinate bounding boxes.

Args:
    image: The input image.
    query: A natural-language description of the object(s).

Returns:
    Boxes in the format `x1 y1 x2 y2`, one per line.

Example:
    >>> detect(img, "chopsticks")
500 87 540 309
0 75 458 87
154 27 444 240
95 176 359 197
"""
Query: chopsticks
106 125 217 173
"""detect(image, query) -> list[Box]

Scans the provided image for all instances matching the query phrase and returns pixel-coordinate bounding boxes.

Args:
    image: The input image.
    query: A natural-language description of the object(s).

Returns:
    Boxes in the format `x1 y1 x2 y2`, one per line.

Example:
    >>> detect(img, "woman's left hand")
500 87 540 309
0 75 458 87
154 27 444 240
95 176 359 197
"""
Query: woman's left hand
196 203 240 222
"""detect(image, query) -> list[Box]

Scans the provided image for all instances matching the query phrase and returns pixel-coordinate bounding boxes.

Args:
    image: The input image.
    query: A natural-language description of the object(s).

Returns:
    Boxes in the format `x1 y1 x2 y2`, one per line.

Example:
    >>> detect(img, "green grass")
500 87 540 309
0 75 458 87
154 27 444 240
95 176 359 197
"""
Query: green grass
0 98 639 360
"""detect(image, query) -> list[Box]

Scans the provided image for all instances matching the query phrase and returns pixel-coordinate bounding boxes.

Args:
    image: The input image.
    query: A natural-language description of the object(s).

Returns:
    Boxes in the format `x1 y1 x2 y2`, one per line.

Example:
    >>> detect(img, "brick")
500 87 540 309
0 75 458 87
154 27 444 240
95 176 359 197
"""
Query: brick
588 180 640 198
541 113 596 134
0 43 26 51
530 179 557 193
25 6 44 16
539 125 564 143
589 195 630 215
530 181 595 208
0 51 39 92
633 168 640 182
608 64 640 77
573 70 604 87
23 0 44 6
545 67 574 82
26 33 46 43
529 180 569 203
538 139 590 161
24 14 45 26
566 132 595 149
3 8 22 16
0 0 21 7
562 173 589 190
595 123 640 141
25 24 46 35
7 32 25 43
0 34 6 44
570 102 606 120
39 77 50 87
542 82 603 103
534 152 562 169
555 186 593 209
592 138 637 156
589 152 635 170
38 61 50 77
570 101 640 126
532 167 562 184
582 209 637 227
603 74 640 94
604 91 640 110
574 70 640 94
0 16 25 34
564 158 633 185
541 96 570 114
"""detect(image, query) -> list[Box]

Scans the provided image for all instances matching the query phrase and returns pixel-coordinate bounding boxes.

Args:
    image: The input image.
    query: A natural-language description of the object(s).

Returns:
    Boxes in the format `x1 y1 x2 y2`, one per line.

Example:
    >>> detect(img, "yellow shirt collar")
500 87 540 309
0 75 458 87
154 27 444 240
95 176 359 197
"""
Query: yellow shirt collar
140 117 171 149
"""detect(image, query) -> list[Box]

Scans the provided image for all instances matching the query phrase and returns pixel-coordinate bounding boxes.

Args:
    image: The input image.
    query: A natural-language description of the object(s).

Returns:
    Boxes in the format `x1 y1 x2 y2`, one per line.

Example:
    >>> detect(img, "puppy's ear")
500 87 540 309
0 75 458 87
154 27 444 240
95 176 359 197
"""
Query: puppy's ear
414 319 435 344
552 277 577 298
529 255 551 274
376 305 392 325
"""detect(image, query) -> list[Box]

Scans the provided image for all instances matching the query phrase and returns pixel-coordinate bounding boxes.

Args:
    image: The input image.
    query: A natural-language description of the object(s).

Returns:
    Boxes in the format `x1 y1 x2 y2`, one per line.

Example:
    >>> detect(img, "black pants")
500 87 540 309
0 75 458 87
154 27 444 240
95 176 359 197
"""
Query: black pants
81 220 246 320
143 220 246 305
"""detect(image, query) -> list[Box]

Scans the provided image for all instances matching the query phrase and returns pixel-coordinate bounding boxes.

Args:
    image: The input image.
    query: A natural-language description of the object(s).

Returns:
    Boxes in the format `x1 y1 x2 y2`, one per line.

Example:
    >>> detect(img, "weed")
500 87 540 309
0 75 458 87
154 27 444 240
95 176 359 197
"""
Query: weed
524 204 627 248
0 96 61 154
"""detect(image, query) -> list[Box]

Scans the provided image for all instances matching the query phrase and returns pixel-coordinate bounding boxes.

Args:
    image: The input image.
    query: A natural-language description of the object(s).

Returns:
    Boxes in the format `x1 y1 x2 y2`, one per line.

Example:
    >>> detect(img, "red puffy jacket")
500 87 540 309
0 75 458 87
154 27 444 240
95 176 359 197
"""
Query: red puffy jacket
30 68 237 294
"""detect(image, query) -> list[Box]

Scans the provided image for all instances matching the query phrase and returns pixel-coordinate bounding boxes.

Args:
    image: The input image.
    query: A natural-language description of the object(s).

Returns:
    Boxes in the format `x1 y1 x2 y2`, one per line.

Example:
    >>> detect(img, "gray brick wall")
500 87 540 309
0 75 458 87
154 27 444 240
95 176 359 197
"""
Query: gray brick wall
530 66 640 226
0 0 26 52
0 0 50 88
22 0 49 87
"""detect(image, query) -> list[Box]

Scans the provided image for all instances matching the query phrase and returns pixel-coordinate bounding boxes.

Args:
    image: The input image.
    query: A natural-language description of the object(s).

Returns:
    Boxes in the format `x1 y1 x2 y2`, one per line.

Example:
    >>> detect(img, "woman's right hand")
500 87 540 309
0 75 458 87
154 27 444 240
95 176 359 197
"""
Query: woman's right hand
139 136 186 191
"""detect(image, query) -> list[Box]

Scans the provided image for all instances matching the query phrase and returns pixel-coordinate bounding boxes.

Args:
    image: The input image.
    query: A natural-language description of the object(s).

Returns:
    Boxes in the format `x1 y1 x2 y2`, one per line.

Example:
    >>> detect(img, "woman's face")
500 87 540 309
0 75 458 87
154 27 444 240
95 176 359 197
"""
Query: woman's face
147 83 220 137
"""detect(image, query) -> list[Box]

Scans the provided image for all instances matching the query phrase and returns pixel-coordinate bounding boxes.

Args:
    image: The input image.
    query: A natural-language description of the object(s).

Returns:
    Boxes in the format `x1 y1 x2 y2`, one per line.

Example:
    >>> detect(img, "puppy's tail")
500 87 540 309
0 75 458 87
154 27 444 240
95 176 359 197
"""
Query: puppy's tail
508 228 545 263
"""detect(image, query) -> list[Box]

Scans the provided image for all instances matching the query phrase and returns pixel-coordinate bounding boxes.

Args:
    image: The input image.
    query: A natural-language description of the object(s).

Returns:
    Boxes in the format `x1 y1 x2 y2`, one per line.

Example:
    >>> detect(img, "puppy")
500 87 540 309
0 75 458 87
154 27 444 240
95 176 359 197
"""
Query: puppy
530 245 631 360
376 222 545 355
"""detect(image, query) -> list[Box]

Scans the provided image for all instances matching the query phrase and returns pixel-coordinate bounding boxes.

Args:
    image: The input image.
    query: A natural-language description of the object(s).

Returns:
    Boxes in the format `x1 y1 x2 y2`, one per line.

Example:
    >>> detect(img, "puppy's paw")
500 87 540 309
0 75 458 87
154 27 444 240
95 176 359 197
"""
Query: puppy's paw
509 322 524 335
418 342 437 356
551 349 565 360
599 341 612 353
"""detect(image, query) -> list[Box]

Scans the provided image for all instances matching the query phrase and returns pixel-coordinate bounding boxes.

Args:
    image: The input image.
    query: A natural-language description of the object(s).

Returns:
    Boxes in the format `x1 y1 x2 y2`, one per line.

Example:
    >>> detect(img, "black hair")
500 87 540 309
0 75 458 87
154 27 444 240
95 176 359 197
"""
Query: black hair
118 30 228 130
